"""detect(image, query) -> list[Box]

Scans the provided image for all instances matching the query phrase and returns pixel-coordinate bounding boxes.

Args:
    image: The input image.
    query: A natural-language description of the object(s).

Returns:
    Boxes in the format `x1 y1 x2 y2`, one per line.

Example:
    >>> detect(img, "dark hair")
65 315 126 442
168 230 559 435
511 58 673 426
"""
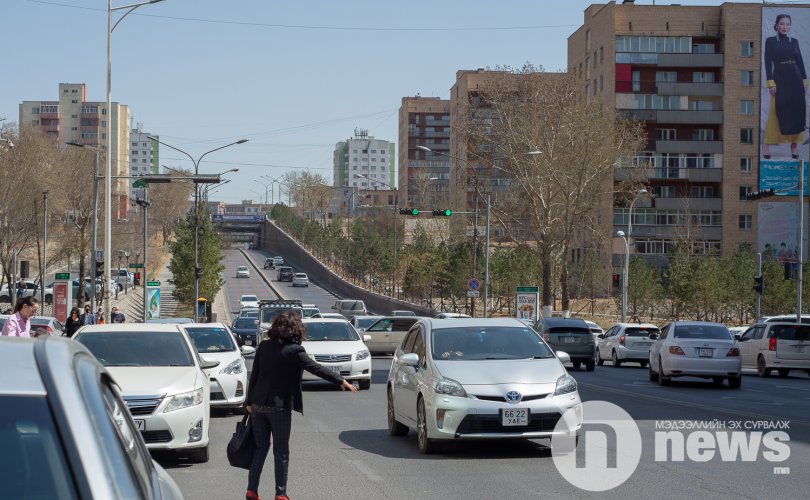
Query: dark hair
13 296 38 314
268 311 306 345
775 14 792 31
70 307 80 317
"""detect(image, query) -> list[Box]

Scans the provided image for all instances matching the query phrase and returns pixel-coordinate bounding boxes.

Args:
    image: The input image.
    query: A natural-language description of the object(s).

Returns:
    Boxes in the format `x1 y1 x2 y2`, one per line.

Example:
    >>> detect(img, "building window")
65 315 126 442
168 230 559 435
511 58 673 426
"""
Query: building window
655 71 677 83
741 41 754 57
740 157 753 172
693 129 714 141
739 215 753 230
71 89 78 93
635 95 679 110
741 70 755 86
691 100 714 111
692 72 714 83
740 100 754 115
653 185 676 198
740 128 754 144
739 186 752 200
599 46 604 64
132 150 138 155
693 43 715 54
655 129 676 141
132 141 138 146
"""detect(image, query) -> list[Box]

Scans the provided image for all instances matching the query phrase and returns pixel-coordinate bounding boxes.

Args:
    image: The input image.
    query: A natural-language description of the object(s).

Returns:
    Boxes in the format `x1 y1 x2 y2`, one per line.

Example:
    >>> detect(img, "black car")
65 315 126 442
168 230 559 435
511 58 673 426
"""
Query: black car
277 266 294 282
231 317 260 346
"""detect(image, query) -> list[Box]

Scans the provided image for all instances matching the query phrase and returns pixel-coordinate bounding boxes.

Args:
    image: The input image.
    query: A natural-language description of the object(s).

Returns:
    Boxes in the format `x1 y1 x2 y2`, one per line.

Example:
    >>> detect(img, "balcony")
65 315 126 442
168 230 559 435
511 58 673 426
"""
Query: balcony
656 82 723 96
648 167 722 182
653 197 722 211
656 109 723 124
656 53 724 67
655 140 723 154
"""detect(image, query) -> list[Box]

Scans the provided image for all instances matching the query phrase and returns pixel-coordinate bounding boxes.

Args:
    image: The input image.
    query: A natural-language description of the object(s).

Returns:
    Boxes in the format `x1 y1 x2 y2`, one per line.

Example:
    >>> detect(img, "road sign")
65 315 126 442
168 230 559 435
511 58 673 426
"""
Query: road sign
132 179 148 189
467 278 481 291
467 291 480 298
146 281 160 287
128 263 144 268
54 273 70 280
516 286 539 293
95 249 103 261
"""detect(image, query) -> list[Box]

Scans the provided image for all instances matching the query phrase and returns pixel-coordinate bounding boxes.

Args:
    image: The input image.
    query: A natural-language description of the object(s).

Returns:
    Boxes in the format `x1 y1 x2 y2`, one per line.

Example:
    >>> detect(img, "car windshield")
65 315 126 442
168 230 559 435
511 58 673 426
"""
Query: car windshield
431 326 553 360
241 295 258 302
305 322 359 341
295 274 307 278
237 267 248 271
770 324 810 341
233 318 258 330
0 395 78 499
673 325 731 340
77 331 195 366
626 327 659 336
354 317 378 329
185 327 236 353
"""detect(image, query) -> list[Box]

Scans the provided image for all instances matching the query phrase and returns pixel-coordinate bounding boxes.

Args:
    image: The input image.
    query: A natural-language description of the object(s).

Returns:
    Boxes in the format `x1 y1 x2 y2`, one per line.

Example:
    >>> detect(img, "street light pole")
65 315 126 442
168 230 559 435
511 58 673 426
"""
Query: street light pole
483 193 491 318
41 189 48 306
617 230 629 322
136 193 150 322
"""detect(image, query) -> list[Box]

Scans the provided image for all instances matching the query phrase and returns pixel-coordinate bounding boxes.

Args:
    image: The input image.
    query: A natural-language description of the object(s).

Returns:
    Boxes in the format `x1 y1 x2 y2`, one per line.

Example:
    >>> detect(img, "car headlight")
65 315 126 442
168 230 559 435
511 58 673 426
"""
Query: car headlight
163 388 204 413
434 377 467 397
554 373 578 396
355 349 370 361
220 359 243 375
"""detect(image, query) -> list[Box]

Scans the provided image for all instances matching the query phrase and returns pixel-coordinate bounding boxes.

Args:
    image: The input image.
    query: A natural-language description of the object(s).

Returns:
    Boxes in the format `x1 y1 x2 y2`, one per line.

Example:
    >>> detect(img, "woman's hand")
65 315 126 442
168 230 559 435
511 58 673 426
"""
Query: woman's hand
340 380 359 392
245 404 252 414
769 86 777 96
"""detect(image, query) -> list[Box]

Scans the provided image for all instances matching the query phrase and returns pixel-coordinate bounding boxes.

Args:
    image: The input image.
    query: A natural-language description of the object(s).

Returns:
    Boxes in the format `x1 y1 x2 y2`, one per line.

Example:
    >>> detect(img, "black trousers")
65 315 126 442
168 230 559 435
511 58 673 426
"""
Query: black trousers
248 406 292 496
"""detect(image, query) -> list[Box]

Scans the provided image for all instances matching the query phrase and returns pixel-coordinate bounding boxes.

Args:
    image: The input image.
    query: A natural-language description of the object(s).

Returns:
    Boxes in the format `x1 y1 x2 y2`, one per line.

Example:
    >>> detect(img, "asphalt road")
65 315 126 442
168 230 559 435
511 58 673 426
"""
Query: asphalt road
161 248 810 499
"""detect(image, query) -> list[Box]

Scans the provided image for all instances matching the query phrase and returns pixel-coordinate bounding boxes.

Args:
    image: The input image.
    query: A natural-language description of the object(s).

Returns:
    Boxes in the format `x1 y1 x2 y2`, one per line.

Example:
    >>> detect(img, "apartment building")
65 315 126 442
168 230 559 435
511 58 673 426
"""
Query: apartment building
19 83 131 219
569 1 771 272
129 125 159 198
398 96 451 209
333 129 395 190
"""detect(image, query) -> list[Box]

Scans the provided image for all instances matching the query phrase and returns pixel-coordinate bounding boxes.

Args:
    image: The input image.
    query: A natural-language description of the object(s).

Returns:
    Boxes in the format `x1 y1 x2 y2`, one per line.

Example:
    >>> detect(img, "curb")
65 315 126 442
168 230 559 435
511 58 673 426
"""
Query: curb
237 248 287 300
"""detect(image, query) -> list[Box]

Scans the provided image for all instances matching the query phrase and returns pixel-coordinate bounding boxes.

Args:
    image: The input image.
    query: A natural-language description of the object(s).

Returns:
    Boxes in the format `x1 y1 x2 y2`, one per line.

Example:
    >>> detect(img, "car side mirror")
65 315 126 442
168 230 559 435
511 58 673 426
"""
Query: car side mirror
400 353 419 367
597 334 604 339
363 334 372 342
734 334 743 341
648 333 658 340
240 345 256 355
200 358 220 370
556 351 571 365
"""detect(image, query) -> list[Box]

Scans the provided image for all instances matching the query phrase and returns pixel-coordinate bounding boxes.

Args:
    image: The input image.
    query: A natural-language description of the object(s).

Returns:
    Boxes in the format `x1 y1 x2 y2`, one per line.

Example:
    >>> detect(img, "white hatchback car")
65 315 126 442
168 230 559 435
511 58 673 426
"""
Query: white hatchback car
74 324 215 462
239 294 259 309
236 266 250 278
648 321 741 388
292 273 309 287
387 318 582 454
302 319 372 390
182 323 255 410
737 322 810 377
597 323 659 367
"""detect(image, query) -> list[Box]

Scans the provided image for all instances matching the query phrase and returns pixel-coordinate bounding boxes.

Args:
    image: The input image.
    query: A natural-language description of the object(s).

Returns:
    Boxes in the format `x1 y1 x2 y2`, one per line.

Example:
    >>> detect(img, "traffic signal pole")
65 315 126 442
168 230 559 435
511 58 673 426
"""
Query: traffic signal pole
755 252 762 323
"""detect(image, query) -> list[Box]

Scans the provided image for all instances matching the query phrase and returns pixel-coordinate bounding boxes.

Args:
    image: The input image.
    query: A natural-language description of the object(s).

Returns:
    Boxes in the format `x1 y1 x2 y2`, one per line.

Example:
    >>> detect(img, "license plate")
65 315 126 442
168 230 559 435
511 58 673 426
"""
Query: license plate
134 419 145 431
501 408 529 426
793 345 804 353
698 348 713 357
245 340 253 346
563 337 576 343
635 342 650 347
327 366 342 373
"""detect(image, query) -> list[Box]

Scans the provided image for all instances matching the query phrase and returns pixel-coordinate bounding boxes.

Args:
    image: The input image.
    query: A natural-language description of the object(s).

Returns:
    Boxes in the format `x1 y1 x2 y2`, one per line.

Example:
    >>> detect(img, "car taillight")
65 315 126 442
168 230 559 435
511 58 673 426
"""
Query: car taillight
47 326 53 335
769 338 777 351
668 346 685 355
726 348 740 357
620 335 625 346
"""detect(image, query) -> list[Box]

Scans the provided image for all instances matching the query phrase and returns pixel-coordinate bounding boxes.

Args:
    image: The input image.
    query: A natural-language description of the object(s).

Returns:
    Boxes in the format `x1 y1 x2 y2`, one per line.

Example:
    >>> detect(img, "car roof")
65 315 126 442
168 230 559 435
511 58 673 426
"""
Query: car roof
0 338 46 394
670 321 727 327
304 318 351 324
613 322 659 329
539 317 589 326
426 317 526 329
181 322 229 329
79 323 183 333
146 317 194 324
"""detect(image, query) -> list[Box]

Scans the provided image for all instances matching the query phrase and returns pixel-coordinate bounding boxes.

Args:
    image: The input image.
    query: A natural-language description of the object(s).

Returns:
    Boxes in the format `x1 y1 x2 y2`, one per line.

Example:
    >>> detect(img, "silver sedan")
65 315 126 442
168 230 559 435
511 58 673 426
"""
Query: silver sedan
387 318 582 453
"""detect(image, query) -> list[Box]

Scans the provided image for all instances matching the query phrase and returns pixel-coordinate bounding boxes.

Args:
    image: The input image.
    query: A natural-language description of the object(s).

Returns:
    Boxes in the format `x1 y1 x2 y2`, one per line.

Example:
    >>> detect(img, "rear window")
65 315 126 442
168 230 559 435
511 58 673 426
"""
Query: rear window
769 325 810 341
673 325 731 340
626 327 659 337
548 326 591 335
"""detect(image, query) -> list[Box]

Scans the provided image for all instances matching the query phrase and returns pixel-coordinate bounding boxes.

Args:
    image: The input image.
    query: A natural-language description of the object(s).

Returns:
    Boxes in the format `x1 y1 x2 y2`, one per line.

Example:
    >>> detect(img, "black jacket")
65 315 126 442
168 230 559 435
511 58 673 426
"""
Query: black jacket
65 316 82 338
246 340 344 414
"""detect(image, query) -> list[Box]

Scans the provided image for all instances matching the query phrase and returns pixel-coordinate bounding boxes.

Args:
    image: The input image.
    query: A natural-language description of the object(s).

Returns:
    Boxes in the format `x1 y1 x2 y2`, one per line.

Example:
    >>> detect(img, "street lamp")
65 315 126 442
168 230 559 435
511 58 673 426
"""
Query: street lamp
135 195 150 322
616 230 629 322
354 174 398 297
627 188 649 238
149 136 248 322
41 189 48 306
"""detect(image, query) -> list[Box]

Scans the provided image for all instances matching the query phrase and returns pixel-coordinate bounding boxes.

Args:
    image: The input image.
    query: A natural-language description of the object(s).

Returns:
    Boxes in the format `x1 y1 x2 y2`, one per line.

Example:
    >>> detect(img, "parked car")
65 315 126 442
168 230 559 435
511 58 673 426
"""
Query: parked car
584 320 604 338
434 312 472 319
350 315 383 332
182 323 254 411
277 266 294 282
596 323 659 367
236 266 250 278
391 310 416 317
533 317 597 371
115 268 134 291
263 257 275 269
648 321 741 388
30 316 65 337
302 304 320 318
239 294 260 309
737 322 810 378
302 319 371 390
231 317 260 346
386 317 581 454
364 316 422 355
292 273 309 287
762 314 810 323
0 336 183 499
43 280 90 302
74 323 215 461
0 279 40 303
332 299 367 320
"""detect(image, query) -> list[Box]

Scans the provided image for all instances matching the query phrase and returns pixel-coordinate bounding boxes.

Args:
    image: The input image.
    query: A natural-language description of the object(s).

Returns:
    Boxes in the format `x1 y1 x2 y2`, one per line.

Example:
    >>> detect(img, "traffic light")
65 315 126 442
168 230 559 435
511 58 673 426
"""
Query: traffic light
432 209 452 217
753 275 764 295
612 273 621 290
398 208 419 216
134 272 141 286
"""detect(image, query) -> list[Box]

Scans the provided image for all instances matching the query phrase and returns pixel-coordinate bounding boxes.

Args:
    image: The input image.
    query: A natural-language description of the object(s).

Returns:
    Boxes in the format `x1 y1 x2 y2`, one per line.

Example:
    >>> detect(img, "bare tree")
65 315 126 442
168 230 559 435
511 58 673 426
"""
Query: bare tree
149 169 193 244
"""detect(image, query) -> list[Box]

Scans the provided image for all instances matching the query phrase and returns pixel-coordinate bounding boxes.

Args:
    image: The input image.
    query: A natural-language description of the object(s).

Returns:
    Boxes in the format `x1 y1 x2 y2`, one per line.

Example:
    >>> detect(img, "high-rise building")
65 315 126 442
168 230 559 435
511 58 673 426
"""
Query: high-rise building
569 1 770 271
19 83 131 219
129 125 159 199
398 96 450 209
333 129 395 190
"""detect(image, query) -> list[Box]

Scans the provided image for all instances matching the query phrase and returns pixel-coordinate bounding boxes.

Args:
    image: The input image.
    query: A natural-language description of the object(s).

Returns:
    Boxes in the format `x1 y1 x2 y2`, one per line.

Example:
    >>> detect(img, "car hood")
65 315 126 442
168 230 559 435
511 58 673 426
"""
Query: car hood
433 358 566 390
303 340 365 355
106 366 202 396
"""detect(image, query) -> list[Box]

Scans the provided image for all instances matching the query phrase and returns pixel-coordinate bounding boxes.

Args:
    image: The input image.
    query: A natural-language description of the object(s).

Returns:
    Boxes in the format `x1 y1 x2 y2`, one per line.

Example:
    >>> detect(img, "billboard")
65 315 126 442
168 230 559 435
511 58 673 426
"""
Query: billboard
757 202 808 263
147 286 160 320
515 286 539 322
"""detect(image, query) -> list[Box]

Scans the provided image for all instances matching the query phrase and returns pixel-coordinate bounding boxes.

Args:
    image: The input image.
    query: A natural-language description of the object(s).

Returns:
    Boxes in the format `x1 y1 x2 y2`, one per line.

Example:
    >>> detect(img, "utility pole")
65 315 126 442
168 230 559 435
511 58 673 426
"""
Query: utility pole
755 252 762 323
136 193 150 322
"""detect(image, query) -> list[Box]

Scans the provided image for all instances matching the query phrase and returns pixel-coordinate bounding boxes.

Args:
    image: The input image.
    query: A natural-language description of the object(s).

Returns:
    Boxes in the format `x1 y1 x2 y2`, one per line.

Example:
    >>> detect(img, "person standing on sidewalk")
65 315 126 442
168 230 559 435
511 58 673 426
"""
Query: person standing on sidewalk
1 296 38 337
244 312 358 500
111 306 126 323
80 305 95 325
96 308 104 325
65 307 82 338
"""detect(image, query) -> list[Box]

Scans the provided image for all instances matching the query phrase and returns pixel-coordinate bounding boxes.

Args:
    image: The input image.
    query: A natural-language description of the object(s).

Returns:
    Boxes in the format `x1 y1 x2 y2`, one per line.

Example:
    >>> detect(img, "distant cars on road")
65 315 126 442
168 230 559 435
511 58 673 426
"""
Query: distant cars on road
239 294 259 309
332 299 367 320
277 266 294 282
292 273 309 287
236 266 250 278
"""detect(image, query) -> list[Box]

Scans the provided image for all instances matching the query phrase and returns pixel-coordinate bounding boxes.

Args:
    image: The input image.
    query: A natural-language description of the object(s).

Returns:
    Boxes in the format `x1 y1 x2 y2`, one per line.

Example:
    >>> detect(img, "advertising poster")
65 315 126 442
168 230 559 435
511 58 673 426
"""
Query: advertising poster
515 287 539 322
53 282 68 323
147 287 160 320
758 202 808 263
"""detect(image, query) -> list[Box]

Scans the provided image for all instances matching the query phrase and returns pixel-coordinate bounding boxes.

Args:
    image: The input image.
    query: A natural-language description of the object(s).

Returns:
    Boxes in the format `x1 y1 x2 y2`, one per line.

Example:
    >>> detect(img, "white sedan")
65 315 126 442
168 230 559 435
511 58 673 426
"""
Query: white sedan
302 319 372 389
387 318 582 454
74 324 214 462
292 273 309 287
236 266 250 278
182 323 254 410
648 321 741 388
239 294 259 309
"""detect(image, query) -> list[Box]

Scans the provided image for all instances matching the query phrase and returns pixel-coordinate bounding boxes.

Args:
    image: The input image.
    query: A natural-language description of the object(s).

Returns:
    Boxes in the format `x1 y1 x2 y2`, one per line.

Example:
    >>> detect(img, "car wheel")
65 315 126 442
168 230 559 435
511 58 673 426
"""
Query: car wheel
648 361 657 382
639 360 648 368
584 360 595 372
778 369 790 378
416 397 437 454
187 445 209 463
596 350 604 366
387 387 408 436
572 361 581 370
657 357 671 386
612 350 622 367
728 376 742 389
757 355 772 378
359 379 371 390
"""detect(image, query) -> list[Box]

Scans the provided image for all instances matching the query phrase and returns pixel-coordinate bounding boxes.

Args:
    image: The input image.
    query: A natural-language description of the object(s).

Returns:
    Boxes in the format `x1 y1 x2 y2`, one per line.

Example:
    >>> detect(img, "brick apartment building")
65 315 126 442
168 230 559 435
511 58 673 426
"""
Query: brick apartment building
398 96 451 210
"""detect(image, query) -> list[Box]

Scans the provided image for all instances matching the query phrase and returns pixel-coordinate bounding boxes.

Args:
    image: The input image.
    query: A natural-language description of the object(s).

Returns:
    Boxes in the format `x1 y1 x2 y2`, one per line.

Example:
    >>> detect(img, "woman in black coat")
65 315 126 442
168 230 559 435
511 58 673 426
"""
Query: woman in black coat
245 312 357 500
64 307 82 337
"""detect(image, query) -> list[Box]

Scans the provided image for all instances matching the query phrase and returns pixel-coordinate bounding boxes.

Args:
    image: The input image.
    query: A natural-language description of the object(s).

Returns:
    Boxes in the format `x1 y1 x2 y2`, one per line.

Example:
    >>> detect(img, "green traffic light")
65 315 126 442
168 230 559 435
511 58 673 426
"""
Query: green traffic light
410 208 419 216
443 209 452 216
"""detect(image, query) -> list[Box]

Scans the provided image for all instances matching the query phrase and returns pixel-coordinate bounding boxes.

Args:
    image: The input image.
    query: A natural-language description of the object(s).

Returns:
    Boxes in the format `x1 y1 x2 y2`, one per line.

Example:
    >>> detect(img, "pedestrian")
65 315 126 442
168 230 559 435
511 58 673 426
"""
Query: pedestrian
1 296 39 337
65 307 82 338
80 305 95 325
96 308 104 325
110 306 126 323
245 311 358 500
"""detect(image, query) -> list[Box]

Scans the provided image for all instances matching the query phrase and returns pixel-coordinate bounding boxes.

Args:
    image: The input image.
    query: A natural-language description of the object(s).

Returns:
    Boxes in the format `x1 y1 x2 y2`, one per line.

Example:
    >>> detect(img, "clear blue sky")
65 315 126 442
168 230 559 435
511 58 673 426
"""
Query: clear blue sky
2 0 741 203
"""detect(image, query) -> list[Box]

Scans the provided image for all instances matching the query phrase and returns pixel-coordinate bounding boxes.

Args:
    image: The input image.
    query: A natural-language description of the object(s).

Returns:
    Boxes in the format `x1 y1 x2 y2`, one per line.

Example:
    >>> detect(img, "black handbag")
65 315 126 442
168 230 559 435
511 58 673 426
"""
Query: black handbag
227 413 255 469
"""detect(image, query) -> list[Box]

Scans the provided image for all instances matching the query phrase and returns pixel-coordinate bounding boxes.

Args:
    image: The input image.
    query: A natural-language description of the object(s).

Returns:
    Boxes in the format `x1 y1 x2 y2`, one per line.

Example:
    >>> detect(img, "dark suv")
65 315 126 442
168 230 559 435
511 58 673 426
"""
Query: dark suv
277 266 294 282
533 317 597 371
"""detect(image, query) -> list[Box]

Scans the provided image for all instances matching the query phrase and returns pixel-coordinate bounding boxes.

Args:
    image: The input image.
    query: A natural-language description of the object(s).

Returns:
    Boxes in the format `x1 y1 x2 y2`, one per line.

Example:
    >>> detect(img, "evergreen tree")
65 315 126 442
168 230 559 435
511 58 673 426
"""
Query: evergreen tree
168 208 224 305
